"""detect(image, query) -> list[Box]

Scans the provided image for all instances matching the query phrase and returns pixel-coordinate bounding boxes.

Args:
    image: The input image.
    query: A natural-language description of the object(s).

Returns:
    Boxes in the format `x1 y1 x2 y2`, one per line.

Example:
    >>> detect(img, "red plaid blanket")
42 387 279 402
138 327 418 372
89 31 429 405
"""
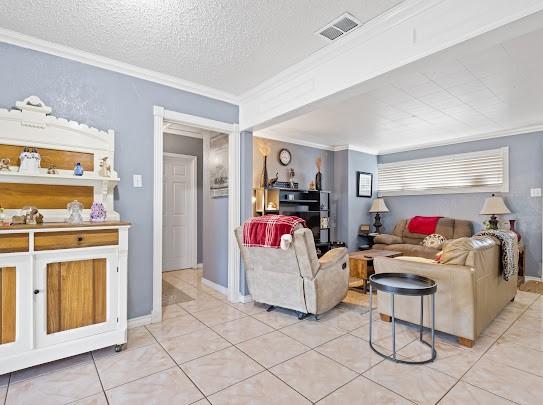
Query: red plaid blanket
243 215 306 248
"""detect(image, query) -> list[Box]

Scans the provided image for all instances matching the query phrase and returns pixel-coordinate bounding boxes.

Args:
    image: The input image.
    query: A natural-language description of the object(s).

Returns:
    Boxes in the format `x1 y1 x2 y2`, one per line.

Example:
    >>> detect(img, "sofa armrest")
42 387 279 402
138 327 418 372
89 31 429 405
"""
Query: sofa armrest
318 247 348 271
374 234 403 245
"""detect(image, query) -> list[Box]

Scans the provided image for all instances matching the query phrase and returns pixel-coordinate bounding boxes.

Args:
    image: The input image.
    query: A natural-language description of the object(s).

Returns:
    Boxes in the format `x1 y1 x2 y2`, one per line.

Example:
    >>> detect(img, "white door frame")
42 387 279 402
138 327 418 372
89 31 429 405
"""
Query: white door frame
153 106 241 323
162 152 198 271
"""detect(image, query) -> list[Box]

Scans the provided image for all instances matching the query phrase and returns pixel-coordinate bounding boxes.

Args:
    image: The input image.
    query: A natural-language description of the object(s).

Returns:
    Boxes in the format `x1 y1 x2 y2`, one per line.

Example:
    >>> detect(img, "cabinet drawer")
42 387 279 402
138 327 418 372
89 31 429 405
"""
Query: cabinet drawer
0 234 29 253
35 230 119 251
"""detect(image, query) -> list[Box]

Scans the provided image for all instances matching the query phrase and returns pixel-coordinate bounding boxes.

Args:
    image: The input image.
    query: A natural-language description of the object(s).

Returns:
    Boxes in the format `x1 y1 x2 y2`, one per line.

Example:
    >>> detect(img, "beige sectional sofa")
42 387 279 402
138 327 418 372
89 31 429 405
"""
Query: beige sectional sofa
373 217 473 259
374 236 517 347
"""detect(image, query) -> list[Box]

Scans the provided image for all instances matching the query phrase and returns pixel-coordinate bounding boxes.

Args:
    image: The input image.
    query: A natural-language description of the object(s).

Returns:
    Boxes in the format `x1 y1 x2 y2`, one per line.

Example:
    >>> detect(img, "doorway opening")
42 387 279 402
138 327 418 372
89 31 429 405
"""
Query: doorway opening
152 107 240 323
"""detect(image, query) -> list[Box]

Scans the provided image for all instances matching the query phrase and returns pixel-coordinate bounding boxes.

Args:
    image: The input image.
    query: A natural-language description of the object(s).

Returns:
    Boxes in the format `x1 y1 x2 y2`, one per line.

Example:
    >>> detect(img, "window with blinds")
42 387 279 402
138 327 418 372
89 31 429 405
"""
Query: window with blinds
377 147 509 196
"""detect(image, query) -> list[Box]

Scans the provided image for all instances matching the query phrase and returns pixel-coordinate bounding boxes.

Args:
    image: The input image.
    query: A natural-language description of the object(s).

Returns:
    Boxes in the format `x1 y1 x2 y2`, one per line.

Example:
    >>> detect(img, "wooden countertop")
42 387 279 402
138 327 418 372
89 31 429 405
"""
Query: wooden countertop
0 221 131 231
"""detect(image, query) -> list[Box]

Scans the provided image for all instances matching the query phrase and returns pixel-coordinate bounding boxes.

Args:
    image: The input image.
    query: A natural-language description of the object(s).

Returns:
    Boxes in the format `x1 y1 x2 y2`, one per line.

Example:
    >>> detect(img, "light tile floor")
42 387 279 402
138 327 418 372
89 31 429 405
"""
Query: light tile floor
2 268 542 404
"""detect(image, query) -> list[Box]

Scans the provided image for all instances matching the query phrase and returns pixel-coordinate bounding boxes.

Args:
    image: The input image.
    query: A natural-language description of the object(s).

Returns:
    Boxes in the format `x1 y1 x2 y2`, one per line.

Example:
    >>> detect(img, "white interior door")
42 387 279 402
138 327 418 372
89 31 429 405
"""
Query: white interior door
163 153 197 271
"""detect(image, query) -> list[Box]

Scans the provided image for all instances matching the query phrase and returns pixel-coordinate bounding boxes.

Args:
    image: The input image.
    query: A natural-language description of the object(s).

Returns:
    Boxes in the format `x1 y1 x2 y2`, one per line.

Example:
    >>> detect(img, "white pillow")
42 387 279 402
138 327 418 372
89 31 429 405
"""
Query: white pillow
422 234 446 249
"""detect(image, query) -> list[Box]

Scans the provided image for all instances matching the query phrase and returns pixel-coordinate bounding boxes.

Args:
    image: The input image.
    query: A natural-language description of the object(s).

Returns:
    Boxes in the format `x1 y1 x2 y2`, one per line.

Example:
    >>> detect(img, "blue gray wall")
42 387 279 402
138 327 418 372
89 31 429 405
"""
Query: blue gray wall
333 150 378 250
0 43 238 318
379 133 543 278
240 131 254 296
163 133 203 263
203 186 229 288
252 136 336 237
346 150 379 250
252 137 334 191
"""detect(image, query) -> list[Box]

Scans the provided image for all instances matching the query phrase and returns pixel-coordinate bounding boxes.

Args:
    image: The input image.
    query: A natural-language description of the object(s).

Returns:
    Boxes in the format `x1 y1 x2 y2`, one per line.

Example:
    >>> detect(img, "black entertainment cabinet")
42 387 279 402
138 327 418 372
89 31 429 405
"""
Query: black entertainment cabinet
254 188 331 255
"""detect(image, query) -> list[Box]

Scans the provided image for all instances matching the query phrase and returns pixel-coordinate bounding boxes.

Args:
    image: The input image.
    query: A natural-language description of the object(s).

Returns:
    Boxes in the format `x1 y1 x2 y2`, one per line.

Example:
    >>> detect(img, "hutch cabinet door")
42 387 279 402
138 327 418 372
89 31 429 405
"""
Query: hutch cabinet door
34 249 119 348
0 255 32 357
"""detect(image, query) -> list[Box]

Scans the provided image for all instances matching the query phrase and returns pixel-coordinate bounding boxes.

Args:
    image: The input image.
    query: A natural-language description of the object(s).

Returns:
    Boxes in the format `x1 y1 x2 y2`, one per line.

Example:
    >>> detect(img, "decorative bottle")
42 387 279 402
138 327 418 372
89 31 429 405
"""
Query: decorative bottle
74 162 84 176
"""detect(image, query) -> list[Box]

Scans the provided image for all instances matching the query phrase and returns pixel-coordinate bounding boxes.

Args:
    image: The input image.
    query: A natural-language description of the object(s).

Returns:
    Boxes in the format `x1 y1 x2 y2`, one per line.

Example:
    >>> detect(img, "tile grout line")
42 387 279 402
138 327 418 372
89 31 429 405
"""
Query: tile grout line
434 296 538 404
2 373 11 405
88 353 110 405
141 325 209 403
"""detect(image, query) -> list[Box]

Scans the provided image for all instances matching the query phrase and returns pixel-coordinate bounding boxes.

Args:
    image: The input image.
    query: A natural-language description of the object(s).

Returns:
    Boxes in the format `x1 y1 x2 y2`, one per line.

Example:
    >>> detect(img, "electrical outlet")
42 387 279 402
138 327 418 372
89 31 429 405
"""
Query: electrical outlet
530 188 542 197
133 174 143 188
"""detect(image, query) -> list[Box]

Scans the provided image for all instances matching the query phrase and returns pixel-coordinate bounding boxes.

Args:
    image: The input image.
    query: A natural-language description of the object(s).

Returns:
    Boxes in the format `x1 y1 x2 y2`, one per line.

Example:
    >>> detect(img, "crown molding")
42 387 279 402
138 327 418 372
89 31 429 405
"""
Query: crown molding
255 132 379 155
0 27 238 105
332 144 378 155
377 123 543 155
255 131 335 151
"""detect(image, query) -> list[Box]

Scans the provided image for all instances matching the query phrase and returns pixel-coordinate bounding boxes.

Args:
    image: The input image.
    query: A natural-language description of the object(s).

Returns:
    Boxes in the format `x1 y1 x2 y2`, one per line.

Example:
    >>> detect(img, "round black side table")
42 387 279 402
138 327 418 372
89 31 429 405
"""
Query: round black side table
369 272 437 364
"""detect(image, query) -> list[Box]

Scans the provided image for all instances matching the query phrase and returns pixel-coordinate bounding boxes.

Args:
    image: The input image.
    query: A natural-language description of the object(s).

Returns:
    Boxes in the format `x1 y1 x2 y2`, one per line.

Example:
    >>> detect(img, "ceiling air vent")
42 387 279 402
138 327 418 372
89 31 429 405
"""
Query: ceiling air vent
317 13 360 41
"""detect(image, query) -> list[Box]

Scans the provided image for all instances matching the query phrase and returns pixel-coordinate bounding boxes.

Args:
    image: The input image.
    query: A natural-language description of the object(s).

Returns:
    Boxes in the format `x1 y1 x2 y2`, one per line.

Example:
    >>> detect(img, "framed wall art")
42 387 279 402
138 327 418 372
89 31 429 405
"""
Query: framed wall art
356 171 373 198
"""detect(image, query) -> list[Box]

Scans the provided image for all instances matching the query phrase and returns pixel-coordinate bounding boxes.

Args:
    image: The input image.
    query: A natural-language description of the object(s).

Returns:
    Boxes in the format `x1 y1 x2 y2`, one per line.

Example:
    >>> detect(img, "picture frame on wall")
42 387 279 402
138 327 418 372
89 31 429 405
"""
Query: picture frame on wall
210 134 229 198
356 171 373 198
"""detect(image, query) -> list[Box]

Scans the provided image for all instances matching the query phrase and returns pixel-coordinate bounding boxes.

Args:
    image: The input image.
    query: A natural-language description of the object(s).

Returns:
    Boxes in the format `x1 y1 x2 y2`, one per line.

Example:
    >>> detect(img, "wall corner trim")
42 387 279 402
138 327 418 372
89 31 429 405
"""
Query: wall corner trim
128 314 153 329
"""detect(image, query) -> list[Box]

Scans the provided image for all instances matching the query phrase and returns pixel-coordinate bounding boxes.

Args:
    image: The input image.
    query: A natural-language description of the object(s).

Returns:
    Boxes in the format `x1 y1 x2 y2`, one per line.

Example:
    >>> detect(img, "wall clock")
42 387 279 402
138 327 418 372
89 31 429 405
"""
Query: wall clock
278 148 291 166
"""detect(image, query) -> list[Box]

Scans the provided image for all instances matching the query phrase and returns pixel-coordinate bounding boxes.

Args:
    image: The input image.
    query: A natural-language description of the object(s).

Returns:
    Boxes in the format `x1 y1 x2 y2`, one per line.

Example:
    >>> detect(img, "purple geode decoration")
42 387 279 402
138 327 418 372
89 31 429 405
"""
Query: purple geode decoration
90 202 107 222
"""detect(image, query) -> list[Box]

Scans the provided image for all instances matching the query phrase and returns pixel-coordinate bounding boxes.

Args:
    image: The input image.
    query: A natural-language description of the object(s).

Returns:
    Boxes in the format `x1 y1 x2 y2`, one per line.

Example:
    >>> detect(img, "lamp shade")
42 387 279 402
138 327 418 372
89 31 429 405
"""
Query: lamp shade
480 194 511 215
369 198 389 213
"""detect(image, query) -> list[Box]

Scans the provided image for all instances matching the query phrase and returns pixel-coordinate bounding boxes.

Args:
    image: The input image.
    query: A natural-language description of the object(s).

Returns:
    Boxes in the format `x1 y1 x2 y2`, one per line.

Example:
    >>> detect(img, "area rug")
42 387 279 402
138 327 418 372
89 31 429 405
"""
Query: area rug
519 280 543 295
162 280 194 305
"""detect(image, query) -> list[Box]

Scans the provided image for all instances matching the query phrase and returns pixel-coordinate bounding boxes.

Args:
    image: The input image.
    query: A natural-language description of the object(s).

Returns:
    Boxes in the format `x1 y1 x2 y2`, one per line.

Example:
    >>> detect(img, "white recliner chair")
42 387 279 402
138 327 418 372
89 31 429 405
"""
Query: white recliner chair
234 225 349 318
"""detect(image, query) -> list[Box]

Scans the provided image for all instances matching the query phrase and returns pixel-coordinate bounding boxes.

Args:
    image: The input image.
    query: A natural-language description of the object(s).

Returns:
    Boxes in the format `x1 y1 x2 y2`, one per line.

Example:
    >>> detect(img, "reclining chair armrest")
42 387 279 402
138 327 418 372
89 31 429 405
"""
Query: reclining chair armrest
318 247 348 271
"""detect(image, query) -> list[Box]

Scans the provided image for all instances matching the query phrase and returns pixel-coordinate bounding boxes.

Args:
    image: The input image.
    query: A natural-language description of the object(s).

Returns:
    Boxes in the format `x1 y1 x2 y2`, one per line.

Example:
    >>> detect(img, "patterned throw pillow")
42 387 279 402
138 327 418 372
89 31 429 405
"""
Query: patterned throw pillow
422 234 446 249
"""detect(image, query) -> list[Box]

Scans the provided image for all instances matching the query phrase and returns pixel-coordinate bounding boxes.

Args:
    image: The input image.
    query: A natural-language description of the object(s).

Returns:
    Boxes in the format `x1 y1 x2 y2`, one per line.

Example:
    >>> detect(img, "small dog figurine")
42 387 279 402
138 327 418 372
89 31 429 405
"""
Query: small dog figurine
99 157 112 177
0 158 10 171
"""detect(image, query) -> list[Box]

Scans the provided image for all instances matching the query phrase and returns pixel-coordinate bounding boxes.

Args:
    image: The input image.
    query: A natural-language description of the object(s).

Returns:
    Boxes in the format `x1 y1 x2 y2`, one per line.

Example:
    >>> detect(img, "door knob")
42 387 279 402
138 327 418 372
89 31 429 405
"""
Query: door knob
77 236 84 242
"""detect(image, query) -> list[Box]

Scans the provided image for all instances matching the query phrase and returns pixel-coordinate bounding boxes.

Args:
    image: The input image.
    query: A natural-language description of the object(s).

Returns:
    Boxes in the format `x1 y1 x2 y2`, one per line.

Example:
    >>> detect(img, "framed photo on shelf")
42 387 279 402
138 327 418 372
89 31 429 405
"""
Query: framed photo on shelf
356 171 373 198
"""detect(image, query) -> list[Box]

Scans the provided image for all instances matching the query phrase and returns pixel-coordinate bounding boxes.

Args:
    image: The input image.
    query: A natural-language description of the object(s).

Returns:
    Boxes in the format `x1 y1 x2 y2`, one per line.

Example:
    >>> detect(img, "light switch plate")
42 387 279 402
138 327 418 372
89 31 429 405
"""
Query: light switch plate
133 174 143 188
530 188 542 197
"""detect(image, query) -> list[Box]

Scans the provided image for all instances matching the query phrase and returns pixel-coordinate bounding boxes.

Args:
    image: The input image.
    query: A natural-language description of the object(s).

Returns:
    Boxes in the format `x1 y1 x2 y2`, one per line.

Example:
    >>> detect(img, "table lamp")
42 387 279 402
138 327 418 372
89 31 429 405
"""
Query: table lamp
480 194 510 230
369 198 389 233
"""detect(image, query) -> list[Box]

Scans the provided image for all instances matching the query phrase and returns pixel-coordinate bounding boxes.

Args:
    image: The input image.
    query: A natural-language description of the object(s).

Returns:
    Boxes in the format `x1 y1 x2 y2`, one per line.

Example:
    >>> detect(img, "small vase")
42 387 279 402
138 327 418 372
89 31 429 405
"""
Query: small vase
260 156 268 188
315 171 322 191
509 219 521 242
74 162 84 176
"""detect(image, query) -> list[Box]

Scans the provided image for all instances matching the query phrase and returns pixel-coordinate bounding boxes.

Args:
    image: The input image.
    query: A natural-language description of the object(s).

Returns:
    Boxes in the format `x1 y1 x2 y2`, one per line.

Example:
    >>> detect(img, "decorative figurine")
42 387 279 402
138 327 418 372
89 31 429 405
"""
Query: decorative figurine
288 168 296 189
267 172 278 188
90 202 107 222
66 200 84 224
0 158 10 171
19 147 41 173
20 206 44 225
47 165 57 174
10 215 25 225
73 162 84 176
258 142 271 188
308 180 316 190
315 156 322 191
99 157 112 177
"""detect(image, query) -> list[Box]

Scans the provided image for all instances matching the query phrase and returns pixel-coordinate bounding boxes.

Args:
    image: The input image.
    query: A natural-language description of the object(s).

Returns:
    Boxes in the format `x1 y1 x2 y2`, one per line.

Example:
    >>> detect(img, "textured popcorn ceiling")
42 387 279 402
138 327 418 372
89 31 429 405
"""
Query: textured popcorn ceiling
0 0 403 95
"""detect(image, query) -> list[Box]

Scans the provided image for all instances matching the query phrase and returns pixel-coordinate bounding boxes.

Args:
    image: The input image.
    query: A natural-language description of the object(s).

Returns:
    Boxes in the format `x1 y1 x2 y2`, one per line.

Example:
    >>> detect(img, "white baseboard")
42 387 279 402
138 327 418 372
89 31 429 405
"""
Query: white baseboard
196 263 203 269
239 294 253 303
524 275 543 282
127 314 153 329
202 277 228 295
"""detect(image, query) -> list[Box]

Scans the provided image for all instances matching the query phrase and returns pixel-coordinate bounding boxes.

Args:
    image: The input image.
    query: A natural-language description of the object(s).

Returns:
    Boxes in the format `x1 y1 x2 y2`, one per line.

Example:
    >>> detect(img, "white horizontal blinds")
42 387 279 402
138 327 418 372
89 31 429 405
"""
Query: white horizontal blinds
378 147 508 196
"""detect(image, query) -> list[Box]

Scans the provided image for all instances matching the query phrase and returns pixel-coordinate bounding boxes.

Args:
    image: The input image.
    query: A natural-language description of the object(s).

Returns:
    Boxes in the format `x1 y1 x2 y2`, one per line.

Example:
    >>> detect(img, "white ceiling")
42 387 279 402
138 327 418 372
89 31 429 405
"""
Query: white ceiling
258 23 543 154
0 0 403 96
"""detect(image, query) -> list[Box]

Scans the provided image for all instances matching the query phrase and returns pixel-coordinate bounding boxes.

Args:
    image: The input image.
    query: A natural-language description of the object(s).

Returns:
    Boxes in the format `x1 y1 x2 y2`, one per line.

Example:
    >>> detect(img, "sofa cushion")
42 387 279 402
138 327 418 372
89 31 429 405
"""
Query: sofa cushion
373 243 439 260
441 236 497 265
374 234 403 245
